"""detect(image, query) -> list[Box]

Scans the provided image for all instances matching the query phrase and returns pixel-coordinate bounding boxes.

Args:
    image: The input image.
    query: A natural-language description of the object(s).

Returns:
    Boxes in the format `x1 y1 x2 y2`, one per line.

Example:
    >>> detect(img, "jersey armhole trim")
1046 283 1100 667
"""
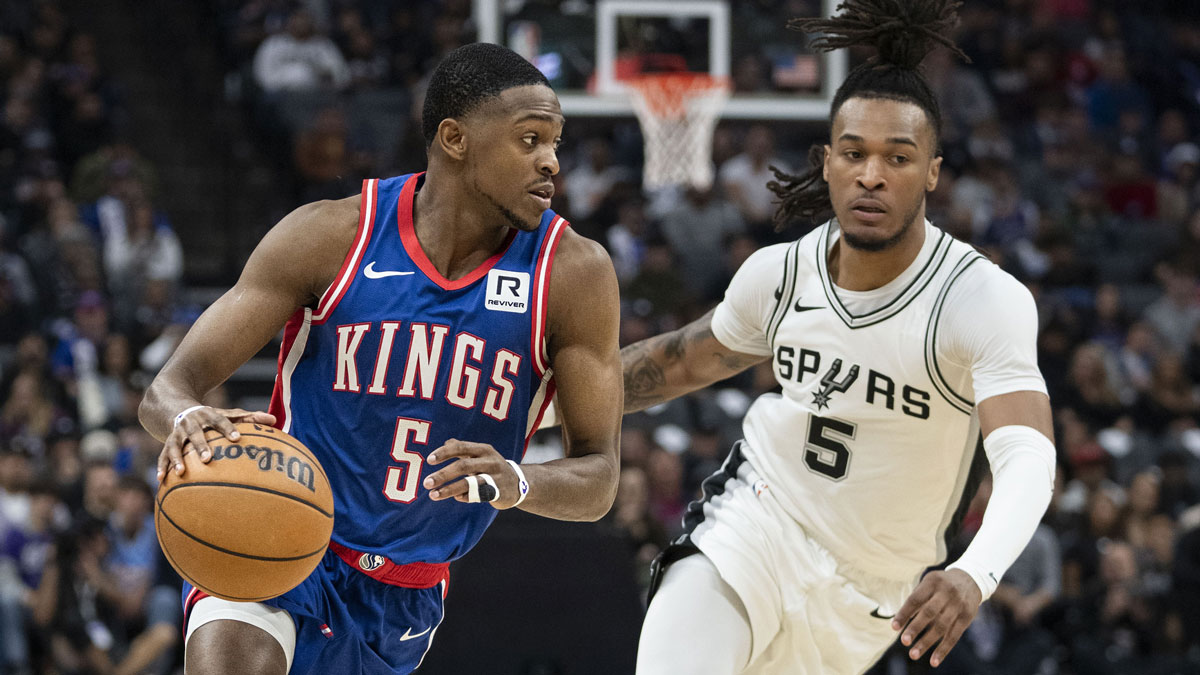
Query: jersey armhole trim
312 178 378 324
766 242 800 353
924 253 985 415
531 216 569 377
523 375 557 459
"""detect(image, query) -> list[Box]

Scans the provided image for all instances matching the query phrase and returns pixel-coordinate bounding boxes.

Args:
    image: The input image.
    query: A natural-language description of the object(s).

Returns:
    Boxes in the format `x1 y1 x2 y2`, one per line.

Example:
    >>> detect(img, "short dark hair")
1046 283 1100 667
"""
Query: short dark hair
422 43 551 147
768 0 969 229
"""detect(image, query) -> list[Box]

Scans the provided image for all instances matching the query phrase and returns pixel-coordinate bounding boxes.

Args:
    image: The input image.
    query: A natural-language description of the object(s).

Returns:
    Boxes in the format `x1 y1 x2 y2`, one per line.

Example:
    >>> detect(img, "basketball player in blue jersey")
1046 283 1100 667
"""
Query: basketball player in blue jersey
138 43 622 675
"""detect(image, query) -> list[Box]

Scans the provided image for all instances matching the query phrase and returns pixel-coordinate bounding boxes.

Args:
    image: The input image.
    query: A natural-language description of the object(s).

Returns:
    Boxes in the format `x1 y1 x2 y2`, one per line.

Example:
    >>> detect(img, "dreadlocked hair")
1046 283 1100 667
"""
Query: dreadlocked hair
768 0 969 231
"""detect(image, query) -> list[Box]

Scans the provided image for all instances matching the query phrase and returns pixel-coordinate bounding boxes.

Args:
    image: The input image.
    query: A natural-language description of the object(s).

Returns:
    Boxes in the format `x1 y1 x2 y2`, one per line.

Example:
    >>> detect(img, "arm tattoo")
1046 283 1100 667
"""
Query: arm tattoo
620 313 751 412
713 349 765 371
622 340 668 411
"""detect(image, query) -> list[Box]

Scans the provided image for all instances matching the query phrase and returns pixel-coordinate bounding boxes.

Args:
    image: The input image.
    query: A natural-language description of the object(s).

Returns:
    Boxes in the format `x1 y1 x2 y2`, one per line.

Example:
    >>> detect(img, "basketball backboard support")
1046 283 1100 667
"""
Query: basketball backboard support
473 0 846 120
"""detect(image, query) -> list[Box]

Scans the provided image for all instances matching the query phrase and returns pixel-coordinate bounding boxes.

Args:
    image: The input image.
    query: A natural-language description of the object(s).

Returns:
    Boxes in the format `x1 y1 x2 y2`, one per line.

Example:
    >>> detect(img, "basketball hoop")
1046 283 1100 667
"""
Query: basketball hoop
627 73 731 191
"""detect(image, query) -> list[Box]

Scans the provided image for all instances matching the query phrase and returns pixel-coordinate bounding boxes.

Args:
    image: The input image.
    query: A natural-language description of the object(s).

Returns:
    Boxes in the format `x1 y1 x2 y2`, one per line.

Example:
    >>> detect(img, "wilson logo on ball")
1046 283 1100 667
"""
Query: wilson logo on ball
210 444 317 493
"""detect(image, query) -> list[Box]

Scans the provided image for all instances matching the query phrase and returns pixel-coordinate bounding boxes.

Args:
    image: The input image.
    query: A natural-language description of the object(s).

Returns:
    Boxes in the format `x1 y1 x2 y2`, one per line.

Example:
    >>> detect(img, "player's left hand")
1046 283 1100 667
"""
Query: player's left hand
891 568 982 668
423 439 524 509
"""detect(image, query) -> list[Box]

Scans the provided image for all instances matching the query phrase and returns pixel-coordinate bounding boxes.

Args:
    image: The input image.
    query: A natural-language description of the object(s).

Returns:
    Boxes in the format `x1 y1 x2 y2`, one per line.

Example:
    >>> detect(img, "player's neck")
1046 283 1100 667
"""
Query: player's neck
411 177 513 281
829 217 927 292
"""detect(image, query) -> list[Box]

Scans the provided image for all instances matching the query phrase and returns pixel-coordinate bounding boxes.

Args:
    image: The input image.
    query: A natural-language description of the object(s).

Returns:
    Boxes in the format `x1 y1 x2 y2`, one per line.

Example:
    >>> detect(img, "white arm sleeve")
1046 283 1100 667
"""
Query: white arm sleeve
948 425 1056 601
938 264 1047 402
710 244 791 357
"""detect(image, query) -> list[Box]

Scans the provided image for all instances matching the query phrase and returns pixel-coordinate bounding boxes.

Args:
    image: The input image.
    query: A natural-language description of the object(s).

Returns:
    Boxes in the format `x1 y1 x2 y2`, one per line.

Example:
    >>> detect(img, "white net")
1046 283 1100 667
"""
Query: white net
627 73 731 191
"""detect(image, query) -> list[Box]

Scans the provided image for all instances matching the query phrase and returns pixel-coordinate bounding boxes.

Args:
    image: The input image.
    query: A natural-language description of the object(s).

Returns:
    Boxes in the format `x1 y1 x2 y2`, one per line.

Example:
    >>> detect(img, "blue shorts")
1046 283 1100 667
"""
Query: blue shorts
182 549 448 675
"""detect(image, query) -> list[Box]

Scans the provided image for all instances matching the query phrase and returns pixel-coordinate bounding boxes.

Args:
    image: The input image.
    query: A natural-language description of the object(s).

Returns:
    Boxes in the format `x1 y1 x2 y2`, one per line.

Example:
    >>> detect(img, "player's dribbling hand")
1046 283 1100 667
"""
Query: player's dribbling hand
156 406 278 482
891 568 982 668
424 439 523 509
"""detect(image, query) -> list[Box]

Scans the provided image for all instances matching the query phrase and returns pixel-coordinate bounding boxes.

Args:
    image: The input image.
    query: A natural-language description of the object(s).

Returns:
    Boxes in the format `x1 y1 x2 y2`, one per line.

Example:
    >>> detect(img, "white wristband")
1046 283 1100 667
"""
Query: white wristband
507 459 529 506
173 405 208 429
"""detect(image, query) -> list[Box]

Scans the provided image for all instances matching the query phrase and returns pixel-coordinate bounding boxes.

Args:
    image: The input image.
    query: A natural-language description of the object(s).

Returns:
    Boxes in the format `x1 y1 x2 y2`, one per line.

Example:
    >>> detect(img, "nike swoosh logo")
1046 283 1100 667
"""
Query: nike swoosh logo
794 300 823 312
399 626 431 641
870 608 895 620
364 261 415 279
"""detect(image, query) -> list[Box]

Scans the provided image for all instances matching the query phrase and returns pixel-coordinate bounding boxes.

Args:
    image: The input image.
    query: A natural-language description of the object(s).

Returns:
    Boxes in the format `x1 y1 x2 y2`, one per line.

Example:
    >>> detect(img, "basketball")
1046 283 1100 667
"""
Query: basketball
155 422 334 602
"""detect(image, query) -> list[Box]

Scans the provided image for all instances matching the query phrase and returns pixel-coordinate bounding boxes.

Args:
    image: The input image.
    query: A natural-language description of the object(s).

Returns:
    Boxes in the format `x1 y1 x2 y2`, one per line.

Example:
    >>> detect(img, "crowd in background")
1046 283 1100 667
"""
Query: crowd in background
0 0 196 673
1 0 1200 673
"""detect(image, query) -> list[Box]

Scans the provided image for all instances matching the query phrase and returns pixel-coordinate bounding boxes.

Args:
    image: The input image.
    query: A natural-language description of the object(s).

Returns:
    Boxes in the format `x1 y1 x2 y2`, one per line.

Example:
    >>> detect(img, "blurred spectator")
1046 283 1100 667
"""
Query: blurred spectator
343 26 390 91
1157 451 1198 521
982 521 1062 674
1086 47 1152 136
979 165 1046 277
606 196 649 285
0 479 58 675
104 476 178 675
925 46 998 146
1176 505 1200 651
77 460 117 523
565 138 631 222
646 448 686 537
1118 322 1159 398
1132 352 1198 432
81 182 183 333
718 125 789 235
29 518 116 674
1105 152 1157 220
252 7 349 93
611 466 668 595
624 240 692 321
1142 262 1200 357
0 373 66 455
657 186 745 298
293 106 355 202
1058 342 1125 433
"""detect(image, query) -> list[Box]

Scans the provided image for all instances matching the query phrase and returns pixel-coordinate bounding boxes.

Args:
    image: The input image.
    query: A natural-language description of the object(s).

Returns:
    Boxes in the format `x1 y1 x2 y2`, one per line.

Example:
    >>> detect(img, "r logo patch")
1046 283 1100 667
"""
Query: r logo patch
485 269 530 313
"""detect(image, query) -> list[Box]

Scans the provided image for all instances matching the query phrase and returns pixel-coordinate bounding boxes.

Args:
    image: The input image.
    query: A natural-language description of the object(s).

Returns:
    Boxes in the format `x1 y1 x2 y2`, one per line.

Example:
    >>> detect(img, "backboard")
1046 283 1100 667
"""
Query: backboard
473 0 847 120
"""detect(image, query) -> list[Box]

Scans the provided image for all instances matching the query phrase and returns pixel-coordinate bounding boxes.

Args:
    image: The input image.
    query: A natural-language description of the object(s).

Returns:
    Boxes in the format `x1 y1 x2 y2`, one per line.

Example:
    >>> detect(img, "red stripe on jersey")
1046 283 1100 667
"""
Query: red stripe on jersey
396 172 518 291
269 308 308 431
313 178 377 324
522 378 556 460
181 587 211 636
530 216 568 377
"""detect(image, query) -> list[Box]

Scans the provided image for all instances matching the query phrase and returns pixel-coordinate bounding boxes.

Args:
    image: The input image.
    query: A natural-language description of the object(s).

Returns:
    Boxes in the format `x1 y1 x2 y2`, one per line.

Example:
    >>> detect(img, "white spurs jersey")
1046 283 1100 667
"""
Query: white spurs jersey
711 220 1046 581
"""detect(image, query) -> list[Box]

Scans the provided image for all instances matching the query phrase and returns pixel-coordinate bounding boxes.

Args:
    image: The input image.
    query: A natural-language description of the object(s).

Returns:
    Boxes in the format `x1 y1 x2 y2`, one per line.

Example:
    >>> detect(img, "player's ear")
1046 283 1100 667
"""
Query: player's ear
822 145 831 183
436 118 467 161
926 155 942 192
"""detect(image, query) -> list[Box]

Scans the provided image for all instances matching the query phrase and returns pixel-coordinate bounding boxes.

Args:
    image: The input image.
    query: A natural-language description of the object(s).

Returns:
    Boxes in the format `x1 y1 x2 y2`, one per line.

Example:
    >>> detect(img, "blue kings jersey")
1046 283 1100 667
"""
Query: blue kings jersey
268 173 565 565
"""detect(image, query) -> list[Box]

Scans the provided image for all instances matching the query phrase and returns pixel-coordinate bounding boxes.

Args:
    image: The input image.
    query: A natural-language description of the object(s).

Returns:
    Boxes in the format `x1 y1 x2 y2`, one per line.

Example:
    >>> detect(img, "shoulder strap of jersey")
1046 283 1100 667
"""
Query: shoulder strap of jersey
313 178 380 324
766 240 802 354
530 214 570 378
923 250 988 414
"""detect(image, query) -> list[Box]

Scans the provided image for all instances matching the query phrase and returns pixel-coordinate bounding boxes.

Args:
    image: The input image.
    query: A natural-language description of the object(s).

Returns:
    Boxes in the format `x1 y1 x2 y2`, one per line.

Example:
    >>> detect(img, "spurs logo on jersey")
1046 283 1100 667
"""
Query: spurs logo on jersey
711 219 1044 583
774 349 931 418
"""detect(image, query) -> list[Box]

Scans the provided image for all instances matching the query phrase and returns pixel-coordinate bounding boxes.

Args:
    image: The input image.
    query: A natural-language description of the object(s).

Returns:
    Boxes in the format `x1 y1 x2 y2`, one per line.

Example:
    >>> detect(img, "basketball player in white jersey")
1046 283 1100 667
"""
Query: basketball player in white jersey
572 2 1054 673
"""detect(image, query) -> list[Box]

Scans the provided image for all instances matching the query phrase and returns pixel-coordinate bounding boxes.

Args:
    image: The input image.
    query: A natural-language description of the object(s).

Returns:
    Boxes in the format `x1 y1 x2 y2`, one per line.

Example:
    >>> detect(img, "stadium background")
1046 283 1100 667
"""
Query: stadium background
1 0 1199 673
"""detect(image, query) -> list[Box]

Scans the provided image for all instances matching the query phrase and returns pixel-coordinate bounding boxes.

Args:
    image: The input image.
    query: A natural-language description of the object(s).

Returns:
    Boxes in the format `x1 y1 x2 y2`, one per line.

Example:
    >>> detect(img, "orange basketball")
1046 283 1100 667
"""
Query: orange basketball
155 422 334 602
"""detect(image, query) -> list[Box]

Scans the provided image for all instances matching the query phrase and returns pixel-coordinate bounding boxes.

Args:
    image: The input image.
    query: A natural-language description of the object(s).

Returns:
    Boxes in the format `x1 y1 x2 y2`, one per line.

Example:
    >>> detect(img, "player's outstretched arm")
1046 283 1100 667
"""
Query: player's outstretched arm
139 197 360 481
622 308 767 413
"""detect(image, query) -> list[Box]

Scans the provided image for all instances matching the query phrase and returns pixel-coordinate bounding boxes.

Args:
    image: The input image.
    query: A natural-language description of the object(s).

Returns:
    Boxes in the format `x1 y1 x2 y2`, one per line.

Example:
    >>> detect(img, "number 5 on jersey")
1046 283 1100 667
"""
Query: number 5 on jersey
384 417 429 502
805 416 857 481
